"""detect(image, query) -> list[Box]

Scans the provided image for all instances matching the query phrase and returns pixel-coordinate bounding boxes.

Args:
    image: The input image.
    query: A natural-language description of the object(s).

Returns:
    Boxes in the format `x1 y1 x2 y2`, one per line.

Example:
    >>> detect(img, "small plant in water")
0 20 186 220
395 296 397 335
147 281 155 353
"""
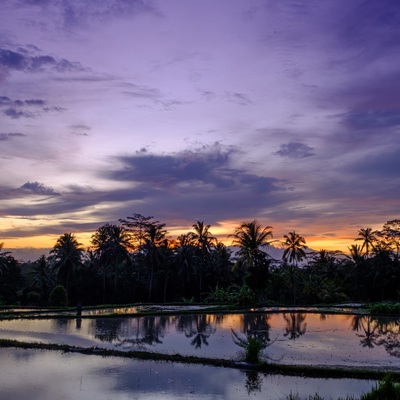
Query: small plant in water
231 330 267 363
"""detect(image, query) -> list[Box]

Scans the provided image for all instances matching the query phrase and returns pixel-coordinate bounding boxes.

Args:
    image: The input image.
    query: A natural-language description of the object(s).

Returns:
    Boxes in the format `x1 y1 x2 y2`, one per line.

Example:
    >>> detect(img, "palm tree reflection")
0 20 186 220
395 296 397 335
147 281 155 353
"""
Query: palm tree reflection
351 315 380 348
242 313 271 345
283 313 307 340
176 314 217 349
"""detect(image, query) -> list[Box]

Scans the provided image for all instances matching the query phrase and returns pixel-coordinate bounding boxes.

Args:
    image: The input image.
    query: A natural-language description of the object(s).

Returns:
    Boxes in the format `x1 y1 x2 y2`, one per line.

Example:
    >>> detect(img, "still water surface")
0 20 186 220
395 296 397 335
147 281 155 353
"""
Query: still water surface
0 348 375 400
1 312 400 369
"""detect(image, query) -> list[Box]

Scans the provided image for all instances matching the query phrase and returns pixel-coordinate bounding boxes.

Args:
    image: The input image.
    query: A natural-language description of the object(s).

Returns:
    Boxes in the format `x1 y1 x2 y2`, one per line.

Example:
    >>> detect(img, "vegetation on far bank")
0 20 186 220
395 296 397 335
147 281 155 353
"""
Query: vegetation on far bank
1 215 400 310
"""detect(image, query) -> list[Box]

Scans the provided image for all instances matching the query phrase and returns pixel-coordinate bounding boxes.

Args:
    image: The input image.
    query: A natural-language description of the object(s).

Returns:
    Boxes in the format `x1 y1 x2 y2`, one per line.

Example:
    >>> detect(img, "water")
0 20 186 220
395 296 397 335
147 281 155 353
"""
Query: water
0 348 376 400
1 312 400 369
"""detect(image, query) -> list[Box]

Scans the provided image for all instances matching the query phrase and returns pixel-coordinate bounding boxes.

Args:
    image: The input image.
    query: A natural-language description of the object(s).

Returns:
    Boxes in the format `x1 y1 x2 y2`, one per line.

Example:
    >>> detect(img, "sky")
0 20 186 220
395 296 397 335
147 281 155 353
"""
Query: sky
1 0 400 256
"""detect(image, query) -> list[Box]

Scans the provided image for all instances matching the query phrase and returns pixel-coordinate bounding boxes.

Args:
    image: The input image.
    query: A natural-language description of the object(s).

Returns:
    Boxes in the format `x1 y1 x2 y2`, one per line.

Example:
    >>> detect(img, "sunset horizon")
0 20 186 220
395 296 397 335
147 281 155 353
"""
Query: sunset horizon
1 1 399 260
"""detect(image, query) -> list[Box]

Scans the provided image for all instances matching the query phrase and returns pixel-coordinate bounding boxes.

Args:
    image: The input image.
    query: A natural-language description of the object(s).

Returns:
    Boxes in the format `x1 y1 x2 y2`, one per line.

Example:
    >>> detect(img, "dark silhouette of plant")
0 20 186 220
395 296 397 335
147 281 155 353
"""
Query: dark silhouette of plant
190 221 216 299
91 224 132 302
29 255 55 304
231 220 273 270
50 233 83 296
49 285 68 307
355 227 378 257
282 231 307 265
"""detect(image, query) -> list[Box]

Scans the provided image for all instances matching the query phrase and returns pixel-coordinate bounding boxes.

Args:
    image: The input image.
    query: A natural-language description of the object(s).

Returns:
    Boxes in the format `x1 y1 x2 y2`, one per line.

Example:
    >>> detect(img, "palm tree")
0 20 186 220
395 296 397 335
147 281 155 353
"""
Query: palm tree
190 221 216 298
30 255 55 303
50 233 83 296
173 234 200 298
140 220 167 301
230 220 273 270
282 231 306 265
91 224 132 302
191 221 216 258
355 227 377 256
282 231 306 305
347 244 364 263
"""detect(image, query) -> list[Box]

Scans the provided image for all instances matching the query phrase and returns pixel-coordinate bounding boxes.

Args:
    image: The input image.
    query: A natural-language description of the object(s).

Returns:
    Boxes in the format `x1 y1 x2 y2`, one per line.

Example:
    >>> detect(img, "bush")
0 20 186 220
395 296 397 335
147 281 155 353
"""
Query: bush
27 291 41 305
49 285 68 307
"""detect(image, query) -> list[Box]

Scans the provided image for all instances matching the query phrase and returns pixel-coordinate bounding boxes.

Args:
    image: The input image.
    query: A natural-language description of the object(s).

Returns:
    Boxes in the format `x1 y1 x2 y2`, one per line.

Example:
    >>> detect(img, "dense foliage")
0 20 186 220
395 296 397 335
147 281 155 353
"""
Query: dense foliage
1 216 400 307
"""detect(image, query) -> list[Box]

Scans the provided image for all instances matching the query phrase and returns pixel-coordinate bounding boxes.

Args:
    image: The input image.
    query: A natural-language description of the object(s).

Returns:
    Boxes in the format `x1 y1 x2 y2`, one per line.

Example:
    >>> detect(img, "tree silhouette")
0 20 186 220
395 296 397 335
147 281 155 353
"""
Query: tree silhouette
50 233 83 297
230 220 272 268
91 224 132 302
30 255 55 304
355 227 377 257
190 221 216 299
282 231 306 265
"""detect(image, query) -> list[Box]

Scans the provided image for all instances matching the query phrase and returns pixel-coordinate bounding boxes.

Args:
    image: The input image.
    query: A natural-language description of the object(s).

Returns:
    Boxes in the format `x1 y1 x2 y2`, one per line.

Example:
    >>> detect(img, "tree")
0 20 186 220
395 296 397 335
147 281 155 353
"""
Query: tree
30 255 55 304
282 231 306 265
355 228 377 257
231 220 273 302
50 233 83 298
119 213 153 250
190 221 216 298
49 285 68 307
0 248 24 304
173 234 200 299
91 224 132 302
140 219 168 301
281 231 306 305
379 220 400 260
230 220 273 270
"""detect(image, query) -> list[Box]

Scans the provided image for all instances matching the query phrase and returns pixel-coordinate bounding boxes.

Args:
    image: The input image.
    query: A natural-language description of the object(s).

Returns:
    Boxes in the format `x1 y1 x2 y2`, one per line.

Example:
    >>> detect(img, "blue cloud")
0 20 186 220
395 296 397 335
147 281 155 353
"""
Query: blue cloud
274 141 315 159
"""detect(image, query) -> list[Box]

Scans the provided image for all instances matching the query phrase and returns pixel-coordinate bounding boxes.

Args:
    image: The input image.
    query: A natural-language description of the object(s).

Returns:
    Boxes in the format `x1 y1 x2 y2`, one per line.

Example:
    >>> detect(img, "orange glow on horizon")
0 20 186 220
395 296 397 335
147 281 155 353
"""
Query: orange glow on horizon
1 218 384 255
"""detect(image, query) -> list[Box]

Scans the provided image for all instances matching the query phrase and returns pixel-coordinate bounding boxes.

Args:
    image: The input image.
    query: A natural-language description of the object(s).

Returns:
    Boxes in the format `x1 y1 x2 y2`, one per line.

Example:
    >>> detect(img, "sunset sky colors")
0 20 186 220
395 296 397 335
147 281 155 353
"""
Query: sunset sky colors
1 0 400 254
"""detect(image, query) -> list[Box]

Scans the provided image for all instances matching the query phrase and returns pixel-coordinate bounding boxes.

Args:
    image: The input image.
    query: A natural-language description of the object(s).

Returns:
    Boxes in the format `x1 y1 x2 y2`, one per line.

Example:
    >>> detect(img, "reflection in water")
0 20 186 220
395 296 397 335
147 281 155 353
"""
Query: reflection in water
0 348 377 400
176 314 218 348
351 315 400 356
283 313 307 340
3 311 400 368
245 371 262 394
242 313 271 345
352 316 380 348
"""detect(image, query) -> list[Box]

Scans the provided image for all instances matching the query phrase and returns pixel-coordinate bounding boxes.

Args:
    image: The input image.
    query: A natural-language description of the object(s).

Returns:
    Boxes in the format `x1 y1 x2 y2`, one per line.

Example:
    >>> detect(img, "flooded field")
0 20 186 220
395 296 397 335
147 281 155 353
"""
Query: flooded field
0 348 376 400
1 310 400 369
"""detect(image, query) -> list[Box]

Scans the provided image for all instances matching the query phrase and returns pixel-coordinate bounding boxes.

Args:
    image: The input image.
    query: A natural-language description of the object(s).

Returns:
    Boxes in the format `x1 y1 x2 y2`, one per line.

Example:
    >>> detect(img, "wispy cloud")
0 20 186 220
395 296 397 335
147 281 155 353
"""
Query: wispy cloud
20 181 60 196
0 47 84 78
0 95 64 119
274 141 315 159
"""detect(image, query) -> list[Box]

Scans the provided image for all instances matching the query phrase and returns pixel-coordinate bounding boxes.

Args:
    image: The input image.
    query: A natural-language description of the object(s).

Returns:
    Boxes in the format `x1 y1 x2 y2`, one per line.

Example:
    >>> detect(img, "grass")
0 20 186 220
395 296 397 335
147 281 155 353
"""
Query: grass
285 375 400 399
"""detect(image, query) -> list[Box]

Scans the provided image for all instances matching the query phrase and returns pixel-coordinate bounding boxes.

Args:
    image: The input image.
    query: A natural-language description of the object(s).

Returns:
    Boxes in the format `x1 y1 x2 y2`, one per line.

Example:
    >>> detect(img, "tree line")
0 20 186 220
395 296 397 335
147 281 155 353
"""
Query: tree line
1 215 400 307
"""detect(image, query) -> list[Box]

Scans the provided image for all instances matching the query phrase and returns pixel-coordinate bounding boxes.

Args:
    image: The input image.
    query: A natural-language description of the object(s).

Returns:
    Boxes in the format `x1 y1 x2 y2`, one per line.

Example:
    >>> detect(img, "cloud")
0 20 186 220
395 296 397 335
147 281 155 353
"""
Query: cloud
98 143 290 223
11 0 159 30
342 110 400 130
0 133 26 141
344 148 400 179
20 181 59 196
0 95 63 119
274 141 315 159
226 92 253 106
0 46 84 79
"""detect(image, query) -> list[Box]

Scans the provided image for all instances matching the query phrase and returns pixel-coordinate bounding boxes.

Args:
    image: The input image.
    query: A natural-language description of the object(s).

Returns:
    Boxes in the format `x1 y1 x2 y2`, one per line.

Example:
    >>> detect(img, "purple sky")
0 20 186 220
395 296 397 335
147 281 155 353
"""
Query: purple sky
1 0 400 252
